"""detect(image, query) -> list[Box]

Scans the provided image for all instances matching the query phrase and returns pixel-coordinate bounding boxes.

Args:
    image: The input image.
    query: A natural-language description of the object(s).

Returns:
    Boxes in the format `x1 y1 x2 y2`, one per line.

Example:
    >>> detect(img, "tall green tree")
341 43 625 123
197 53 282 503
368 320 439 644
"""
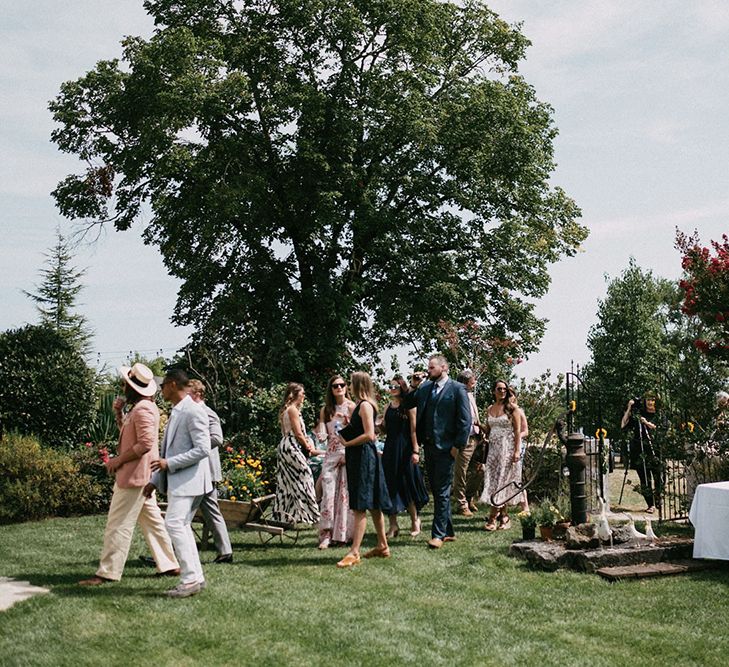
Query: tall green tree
50 0 586 384
582 261 674 438
25 229 92 353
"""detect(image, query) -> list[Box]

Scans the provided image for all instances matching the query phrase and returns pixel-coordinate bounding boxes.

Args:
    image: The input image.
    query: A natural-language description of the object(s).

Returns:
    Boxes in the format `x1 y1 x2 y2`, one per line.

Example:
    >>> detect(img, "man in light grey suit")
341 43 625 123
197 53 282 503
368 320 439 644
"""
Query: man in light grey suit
188 380 233 563
145 368 212 598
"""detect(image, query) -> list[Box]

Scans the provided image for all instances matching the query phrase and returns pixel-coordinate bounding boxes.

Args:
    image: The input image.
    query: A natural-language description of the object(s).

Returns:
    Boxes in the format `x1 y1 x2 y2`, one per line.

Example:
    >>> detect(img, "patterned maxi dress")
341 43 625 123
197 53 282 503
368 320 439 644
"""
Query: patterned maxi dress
318 405 354 544
480 413 524 507
271 410 320 525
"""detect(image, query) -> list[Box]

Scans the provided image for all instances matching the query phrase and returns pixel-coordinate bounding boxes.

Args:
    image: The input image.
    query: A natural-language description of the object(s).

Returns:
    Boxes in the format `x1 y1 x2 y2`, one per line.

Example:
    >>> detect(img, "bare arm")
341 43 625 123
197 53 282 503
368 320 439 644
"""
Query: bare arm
288 406 313 453
620 400 634 429
342 402 376 447
511 410 522 463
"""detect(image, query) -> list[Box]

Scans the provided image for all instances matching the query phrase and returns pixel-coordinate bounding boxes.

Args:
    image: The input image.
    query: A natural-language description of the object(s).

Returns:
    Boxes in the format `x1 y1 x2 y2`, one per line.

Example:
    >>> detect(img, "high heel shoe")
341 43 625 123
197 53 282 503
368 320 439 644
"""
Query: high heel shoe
410 518 421 538
386 526 400 539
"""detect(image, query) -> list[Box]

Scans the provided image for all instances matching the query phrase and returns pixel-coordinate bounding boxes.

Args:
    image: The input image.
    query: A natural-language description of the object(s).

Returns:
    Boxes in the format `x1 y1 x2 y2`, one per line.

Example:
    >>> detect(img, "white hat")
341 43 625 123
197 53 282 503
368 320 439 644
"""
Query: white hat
118 363 158 397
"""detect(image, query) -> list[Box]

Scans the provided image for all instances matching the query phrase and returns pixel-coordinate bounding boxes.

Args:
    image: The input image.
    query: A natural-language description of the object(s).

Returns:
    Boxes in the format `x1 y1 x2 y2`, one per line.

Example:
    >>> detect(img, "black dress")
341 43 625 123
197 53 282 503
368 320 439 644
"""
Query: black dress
382 404 429 514
343 402 393 512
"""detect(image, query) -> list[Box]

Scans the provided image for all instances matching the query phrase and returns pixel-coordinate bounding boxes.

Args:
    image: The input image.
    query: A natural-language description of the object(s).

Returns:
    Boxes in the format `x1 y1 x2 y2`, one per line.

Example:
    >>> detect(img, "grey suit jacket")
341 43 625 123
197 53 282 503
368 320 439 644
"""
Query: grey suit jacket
202 402 223 483
151 395 213 497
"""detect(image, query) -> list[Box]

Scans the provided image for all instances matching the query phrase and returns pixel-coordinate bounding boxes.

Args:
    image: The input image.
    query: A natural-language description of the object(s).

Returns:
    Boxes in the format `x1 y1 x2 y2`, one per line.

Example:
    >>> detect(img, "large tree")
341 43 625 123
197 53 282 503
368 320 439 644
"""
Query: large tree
582 261 674 438
50 0 586 383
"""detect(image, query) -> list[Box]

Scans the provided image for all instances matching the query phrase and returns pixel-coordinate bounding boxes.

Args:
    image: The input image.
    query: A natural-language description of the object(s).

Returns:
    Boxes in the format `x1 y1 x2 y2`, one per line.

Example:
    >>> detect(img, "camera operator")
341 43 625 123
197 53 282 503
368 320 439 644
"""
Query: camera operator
620 394 661 514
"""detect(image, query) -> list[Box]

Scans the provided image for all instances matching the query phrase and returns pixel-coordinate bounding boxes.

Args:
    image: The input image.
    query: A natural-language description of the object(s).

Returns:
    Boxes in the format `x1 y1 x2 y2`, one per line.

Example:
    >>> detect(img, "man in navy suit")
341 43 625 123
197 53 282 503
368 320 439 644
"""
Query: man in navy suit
415 354 472 548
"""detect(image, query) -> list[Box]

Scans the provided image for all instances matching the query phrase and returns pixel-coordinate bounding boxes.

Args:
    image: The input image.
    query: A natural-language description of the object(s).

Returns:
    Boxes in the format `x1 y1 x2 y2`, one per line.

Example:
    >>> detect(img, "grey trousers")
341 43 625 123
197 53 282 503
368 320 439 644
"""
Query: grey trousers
199 488 232 556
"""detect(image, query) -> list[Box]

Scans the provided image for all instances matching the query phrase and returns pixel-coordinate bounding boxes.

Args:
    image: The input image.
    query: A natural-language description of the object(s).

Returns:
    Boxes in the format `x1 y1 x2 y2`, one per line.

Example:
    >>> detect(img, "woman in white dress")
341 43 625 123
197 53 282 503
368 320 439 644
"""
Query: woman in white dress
480 380 524 531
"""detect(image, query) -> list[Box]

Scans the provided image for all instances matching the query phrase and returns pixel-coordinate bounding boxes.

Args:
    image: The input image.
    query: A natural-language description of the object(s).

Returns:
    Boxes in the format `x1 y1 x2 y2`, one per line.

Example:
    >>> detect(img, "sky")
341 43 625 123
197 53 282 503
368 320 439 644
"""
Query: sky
1 1 727 378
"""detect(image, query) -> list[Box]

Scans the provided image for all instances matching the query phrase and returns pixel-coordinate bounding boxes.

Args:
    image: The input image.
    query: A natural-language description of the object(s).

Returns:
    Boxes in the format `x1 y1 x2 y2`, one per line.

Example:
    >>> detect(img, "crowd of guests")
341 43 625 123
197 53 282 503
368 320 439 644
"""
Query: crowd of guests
77 355 530 595
271 354 530 568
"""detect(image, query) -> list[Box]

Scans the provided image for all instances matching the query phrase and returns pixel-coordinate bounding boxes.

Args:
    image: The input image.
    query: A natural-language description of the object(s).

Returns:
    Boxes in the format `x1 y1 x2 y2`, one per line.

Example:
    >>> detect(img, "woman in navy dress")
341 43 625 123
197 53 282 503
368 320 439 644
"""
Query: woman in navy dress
335 371 392 568
381 375 429 538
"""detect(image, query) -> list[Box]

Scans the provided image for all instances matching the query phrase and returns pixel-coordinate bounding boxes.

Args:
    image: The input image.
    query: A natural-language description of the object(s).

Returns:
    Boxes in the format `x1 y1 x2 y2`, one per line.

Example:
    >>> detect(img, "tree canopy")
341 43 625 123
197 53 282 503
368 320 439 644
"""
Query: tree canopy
50 0 586 383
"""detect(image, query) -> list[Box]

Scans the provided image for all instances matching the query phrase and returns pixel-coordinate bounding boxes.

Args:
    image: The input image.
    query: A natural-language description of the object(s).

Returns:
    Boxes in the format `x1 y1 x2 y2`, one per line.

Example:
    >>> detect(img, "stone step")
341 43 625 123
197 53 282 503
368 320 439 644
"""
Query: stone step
596 559 714 581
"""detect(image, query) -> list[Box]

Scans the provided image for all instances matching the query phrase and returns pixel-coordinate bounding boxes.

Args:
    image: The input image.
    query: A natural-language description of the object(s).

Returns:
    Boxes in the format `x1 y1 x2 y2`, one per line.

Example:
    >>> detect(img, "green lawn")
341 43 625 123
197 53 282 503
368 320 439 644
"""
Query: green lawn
1 510 727 667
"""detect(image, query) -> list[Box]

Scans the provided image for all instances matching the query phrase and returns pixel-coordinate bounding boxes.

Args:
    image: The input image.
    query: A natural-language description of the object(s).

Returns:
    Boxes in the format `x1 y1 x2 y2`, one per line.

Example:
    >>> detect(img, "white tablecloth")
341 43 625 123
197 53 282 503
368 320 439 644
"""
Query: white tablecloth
689 481 729 560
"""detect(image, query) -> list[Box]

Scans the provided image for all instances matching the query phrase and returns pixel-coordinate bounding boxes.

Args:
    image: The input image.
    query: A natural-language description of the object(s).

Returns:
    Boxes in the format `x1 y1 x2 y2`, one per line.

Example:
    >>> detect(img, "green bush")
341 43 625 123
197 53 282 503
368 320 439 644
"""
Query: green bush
0 324 96 448
523 444 563 504
0 433 110 523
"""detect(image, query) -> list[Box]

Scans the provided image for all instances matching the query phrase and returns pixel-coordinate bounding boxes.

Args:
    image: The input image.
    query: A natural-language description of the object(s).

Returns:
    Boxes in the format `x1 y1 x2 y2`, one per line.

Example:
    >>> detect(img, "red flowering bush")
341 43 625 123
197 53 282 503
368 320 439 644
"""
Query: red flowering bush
676 230 729 361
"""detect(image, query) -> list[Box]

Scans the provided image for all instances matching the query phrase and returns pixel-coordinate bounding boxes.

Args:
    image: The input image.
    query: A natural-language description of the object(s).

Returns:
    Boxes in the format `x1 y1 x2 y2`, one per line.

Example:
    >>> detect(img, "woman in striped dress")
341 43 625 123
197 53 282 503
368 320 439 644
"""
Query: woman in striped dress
271 383 320 525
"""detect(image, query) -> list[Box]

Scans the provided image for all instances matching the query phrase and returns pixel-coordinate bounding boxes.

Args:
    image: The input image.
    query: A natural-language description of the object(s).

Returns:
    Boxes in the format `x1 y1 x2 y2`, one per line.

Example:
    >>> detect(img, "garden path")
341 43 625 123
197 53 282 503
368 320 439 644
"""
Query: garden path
0 577 49 611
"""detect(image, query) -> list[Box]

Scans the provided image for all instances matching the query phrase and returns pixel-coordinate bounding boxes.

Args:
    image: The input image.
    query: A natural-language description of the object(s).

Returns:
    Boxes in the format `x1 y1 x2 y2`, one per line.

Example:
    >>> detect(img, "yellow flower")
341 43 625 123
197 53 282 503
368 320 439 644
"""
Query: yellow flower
230 496 236 502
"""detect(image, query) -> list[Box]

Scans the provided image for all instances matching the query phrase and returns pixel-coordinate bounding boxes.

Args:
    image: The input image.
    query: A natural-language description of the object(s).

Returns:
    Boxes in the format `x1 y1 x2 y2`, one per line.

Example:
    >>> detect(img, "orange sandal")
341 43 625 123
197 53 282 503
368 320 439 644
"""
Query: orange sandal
363 546 391 559
336 553 361 568
483 520 498 532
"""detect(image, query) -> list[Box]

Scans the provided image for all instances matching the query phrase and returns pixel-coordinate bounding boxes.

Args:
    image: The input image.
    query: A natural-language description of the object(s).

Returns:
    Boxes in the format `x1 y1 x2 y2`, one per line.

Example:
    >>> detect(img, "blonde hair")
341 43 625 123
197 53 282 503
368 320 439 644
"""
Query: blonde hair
350 372 378 413
188 379 205 398
279 382 305 423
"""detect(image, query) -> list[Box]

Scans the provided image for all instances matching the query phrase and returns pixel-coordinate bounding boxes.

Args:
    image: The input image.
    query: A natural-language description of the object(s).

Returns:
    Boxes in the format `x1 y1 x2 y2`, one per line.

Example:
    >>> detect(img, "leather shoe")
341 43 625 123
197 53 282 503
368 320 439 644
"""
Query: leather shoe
336 553 361 568
155 568 181 577
443 536 456 543
79 575 114 586
455 506 474 517
427 538 443 549
213 553 233 564
363 545 391 559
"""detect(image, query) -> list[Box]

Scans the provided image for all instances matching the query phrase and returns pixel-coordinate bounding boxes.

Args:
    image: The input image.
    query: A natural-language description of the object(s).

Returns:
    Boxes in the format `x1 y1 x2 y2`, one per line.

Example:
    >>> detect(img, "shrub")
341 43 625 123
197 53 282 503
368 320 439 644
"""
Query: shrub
0 324 96 448
0 433 110 523
522 444 563 503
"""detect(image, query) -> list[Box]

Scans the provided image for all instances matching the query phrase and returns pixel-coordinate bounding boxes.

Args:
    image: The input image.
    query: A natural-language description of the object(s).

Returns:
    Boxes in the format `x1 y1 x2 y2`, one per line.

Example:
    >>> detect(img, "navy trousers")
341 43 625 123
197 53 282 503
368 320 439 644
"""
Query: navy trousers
424 446 455 539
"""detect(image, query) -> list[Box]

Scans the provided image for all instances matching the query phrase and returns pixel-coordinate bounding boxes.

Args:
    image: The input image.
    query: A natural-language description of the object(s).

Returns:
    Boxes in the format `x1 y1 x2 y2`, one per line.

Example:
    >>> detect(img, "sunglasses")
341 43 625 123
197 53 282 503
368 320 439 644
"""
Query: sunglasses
389 384 401 390
496 386 507 392
331 383 347 389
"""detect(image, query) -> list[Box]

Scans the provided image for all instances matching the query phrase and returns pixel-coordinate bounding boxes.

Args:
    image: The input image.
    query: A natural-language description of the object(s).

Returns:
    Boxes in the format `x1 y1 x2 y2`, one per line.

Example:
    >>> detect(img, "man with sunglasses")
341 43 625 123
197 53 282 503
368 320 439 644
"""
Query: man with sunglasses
414 355 472 549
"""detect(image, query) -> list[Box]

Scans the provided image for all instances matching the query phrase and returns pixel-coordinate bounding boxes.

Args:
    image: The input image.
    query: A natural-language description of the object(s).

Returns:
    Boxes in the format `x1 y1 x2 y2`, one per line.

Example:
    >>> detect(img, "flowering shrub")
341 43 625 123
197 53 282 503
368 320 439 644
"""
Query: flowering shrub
517 510 536 528
0 433 109 523
676 231 729 360
532 498 565 527
69 440 115 508
218 445 270 501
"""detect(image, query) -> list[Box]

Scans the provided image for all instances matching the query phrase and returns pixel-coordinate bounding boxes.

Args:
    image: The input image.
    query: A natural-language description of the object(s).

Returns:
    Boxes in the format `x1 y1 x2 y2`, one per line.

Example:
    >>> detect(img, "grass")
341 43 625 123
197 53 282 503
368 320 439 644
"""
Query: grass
1 508 728 667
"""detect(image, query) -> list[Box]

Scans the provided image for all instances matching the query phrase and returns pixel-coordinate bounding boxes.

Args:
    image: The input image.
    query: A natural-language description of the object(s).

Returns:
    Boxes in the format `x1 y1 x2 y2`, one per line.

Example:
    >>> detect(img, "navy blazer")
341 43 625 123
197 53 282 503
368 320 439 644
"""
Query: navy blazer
415 378 472 451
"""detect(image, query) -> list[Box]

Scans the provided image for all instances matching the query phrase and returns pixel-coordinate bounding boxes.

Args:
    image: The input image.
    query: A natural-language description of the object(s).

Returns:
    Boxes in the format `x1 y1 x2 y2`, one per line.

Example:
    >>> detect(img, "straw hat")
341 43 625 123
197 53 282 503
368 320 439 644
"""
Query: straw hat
118 362 158 397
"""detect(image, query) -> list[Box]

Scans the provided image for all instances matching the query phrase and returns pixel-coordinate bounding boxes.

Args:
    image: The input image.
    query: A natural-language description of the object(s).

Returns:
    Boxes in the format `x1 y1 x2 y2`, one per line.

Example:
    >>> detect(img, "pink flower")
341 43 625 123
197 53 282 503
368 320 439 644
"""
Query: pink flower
84 442 92 448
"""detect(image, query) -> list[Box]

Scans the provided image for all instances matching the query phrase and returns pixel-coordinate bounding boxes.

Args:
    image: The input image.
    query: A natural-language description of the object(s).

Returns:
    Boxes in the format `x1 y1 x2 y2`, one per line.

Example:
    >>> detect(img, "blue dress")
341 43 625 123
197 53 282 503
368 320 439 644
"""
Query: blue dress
343 402 392 512
382 404 429 514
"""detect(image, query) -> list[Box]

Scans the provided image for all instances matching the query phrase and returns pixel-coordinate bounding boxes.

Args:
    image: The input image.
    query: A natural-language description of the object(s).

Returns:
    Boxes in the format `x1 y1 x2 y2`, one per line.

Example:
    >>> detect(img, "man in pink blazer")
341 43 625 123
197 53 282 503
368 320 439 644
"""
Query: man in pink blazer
79 363 179 585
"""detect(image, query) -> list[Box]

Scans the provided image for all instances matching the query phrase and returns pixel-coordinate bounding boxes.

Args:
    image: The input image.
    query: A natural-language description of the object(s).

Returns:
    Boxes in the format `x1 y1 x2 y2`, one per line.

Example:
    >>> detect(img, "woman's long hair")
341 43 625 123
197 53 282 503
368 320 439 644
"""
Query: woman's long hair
491 378 516 417
279 382 305 424
323 375 348 423
350 371 378 415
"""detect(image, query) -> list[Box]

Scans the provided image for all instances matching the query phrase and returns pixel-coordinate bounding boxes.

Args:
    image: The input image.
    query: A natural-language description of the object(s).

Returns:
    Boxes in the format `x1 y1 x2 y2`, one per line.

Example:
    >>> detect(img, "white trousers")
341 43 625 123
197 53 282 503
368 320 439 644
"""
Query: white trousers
96 483 178 581
165 493 205 585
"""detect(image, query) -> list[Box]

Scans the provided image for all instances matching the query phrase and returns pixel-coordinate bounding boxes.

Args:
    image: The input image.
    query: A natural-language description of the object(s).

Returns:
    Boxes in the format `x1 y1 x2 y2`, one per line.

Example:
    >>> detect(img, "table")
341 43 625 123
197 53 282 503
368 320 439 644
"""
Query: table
689 481 729 560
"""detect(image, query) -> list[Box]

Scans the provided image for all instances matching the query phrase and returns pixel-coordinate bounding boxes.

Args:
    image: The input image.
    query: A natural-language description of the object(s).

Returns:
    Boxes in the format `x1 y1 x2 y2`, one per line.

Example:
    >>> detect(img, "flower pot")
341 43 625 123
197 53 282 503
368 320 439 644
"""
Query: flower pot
521 525 536 540
539 525 554 541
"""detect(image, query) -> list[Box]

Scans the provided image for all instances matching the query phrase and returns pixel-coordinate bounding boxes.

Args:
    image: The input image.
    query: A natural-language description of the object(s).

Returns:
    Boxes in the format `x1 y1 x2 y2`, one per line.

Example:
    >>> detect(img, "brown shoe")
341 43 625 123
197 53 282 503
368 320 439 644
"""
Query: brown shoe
155 568 181 577
336 553 361 568
443 536 456 543
427 538 443 549
363 545 391 559
455 506 474 517
468 500 479 513
79 575 114 586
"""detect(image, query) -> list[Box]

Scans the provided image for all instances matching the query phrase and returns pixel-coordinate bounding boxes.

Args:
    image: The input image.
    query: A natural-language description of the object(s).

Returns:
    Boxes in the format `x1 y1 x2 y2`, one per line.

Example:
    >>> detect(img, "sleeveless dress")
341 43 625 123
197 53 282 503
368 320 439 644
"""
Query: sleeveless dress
318 404 354 544
344 402 393 512
271 410 320 525
480 412 524 507
381 404 429 514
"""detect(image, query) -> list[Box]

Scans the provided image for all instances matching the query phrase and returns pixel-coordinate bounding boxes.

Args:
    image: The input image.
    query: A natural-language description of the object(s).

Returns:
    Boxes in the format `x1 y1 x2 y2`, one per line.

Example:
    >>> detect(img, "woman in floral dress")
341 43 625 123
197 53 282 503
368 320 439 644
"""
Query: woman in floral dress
271 383 320 525
316 375 355 549
480 380 524 531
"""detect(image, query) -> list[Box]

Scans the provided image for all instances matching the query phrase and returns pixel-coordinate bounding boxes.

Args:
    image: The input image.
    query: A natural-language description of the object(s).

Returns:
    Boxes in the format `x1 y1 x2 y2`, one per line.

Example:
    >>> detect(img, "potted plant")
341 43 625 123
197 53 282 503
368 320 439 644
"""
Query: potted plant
517 510 537 540
533 498 565 541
